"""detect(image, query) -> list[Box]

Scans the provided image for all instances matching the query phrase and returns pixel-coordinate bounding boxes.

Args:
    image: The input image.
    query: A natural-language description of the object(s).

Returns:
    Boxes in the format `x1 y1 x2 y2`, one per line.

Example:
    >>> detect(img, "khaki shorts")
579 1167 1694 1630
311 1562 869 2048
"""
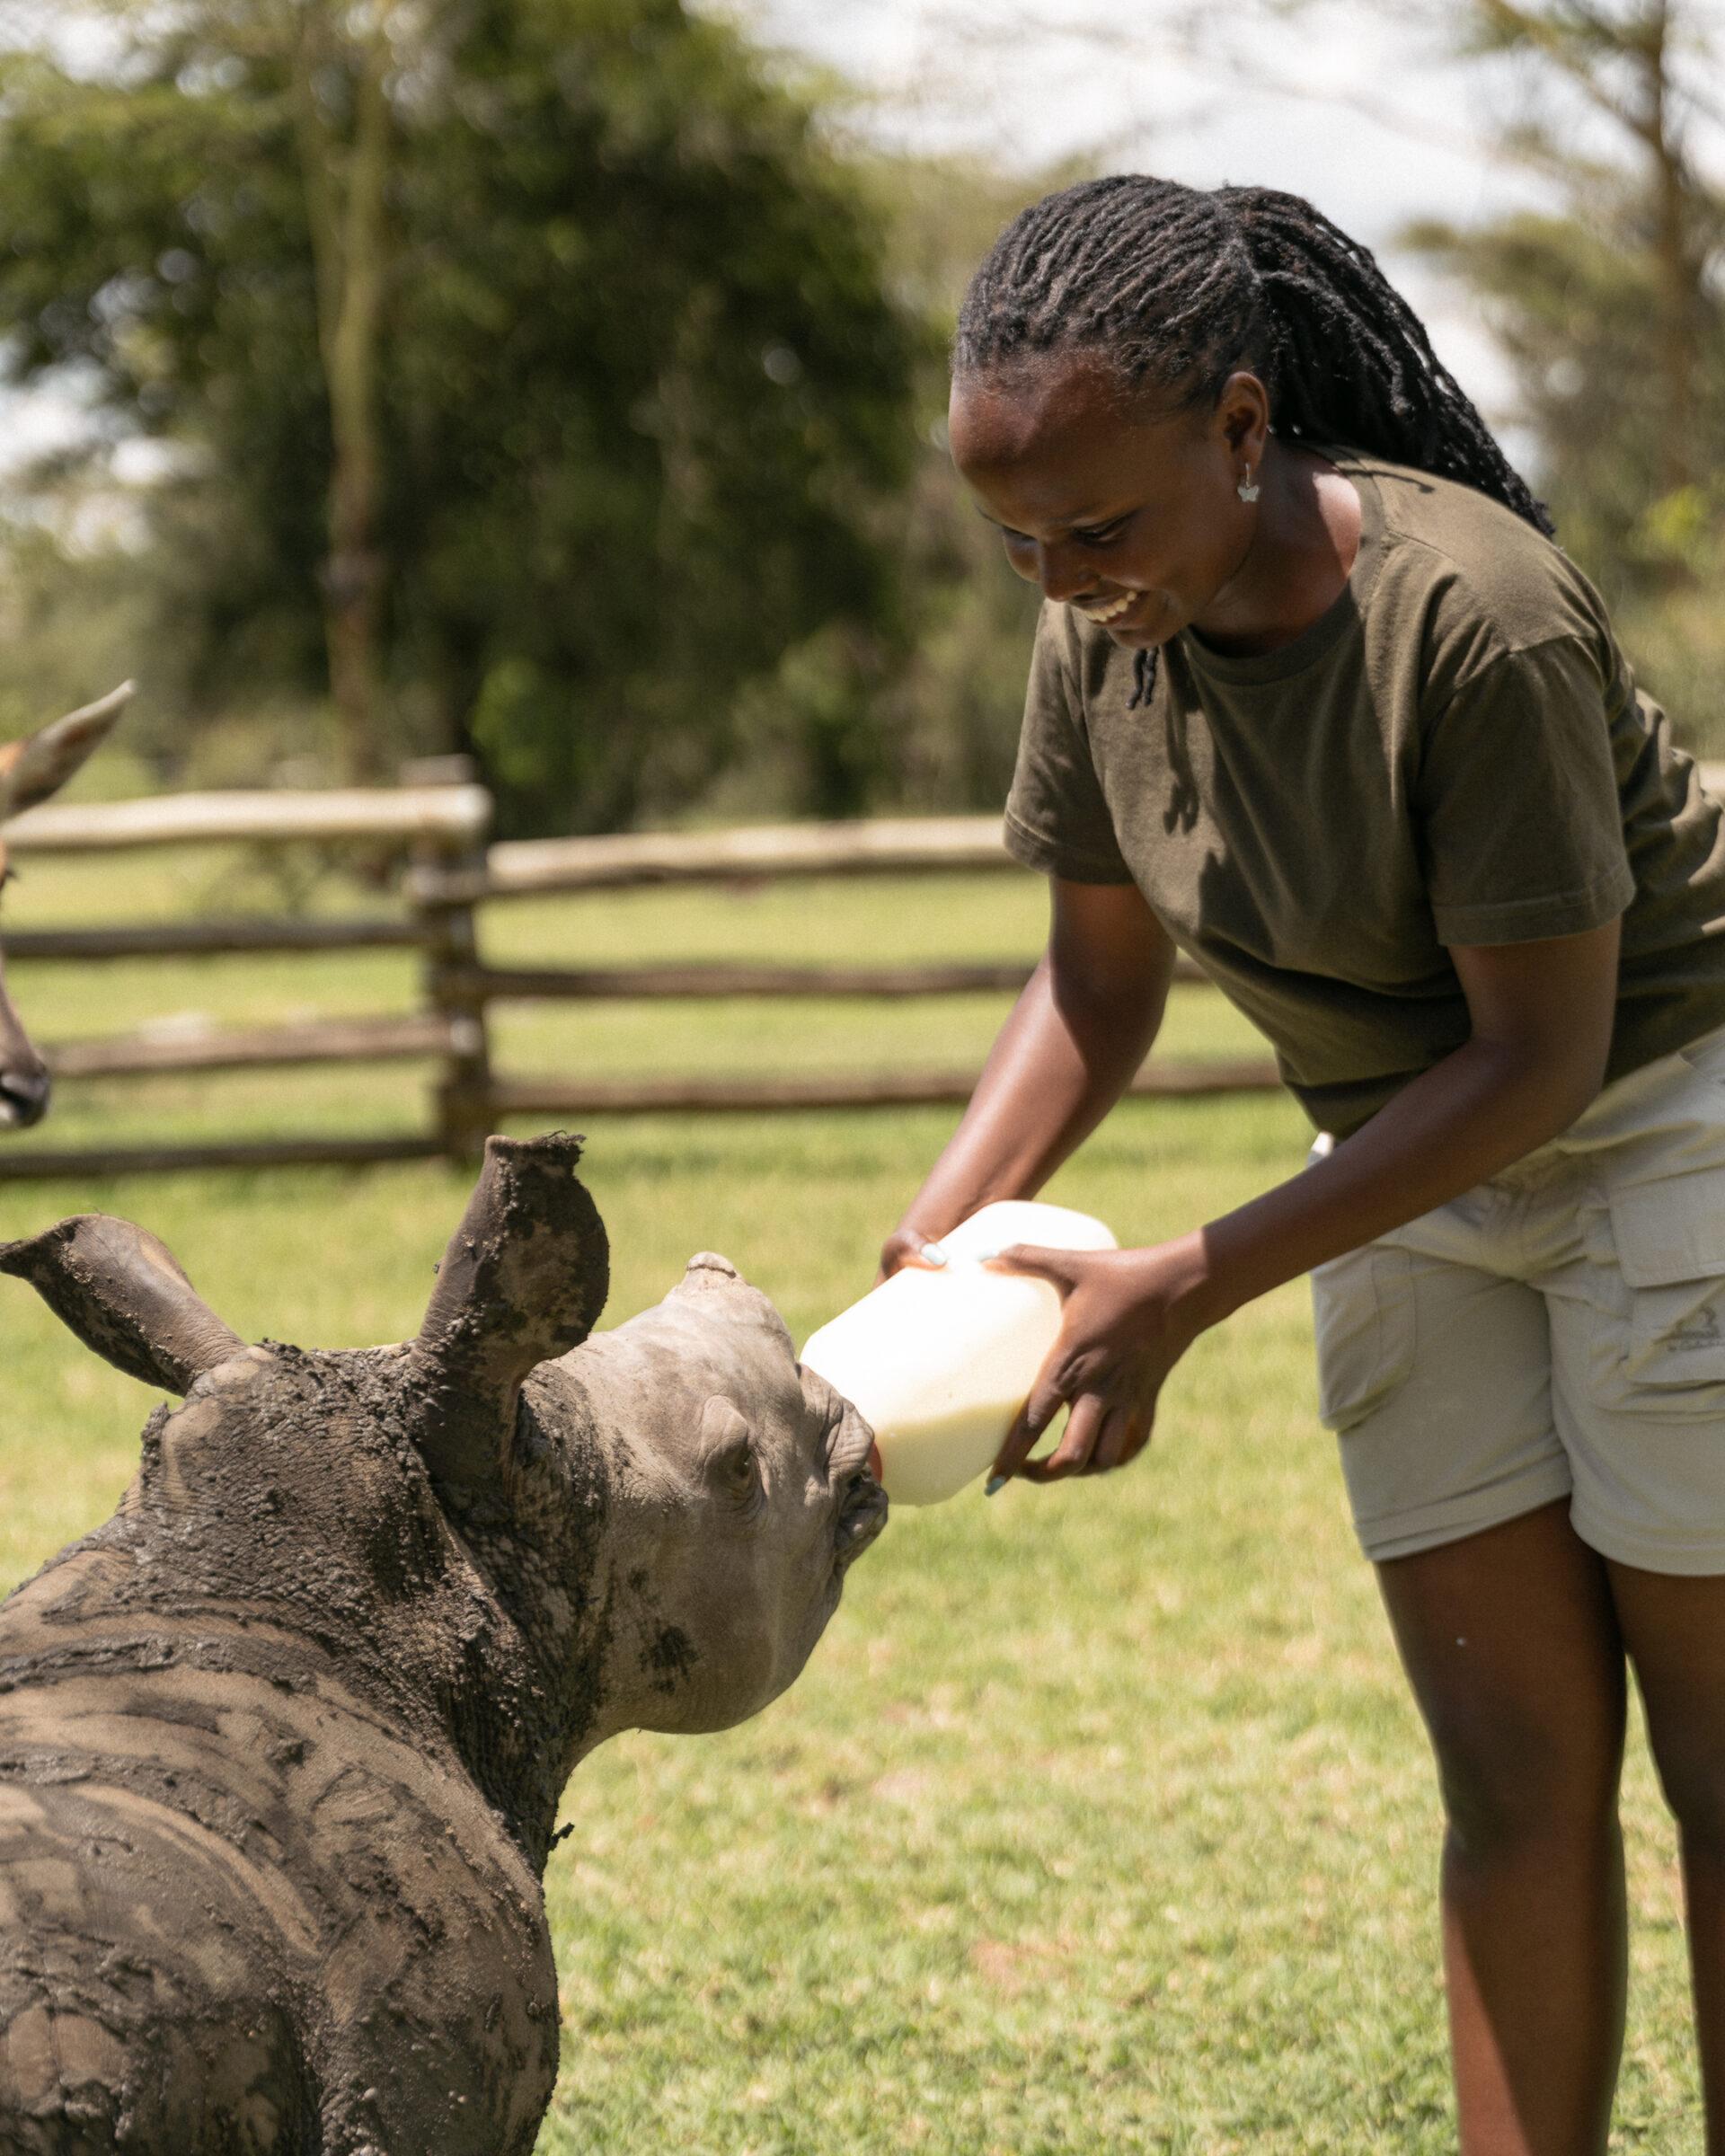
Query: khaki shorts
1313 1023 1725 1574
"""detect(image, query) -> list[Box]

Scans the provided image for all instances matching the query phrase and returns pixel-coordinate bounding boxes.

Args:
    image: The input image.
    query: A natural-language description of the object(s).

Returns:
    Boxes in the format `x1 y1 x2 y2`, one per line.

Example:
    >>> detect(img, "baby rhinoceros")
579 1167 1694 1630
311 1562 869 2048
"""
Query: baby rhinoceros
0 1135 886 2156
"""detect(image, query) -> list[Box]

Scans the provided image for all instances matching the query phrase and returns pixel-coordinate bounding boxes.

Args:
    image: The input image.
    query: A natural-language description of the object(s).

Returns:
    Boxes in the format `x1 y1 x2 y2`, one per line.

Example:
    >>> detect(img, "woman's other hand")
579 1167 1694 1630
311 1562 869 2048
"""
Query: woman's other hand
986 1236 1217 1486
875 1224 952 1286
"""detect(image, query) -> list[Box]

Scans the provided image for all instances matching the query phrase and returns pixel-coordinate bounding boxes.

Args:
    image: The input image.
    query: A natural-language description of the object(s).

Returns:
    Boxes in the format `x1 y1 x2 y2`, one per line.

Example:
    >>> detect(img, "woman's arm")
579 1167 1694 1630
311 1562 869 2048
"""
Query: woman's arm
989 916 1623 1483
1203 915 1621 1307
880 877 1176 1275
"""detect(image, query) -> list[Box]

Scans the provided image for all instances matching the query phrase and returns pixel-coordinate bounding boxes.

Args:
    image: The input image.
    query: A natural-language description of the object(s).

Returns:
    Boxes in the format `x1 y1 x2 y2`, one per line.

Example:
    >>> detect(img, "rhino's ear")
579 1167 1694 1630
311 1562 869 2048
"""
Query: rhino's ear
0 683 133 822
408 1133 609 1495
0 1213 246 1394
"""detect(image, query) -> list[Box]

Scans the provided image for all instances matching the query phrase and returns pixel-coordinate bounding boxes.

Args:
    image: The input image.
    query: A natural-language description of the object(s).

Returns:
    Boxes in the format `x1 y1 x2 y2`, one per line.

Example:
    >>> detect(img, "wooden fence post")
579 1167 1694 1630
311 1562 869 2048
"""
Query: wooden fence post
404 757 494 1162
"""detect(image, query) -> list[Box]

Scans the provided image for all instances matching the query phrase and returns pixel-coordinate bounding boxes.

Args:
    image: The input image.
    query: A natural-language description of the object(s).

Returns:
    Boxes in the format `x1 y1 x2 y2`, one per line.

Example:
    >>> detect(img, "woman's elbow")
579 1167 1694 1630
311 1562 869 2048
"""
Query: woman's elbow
1501 1028 1613 1142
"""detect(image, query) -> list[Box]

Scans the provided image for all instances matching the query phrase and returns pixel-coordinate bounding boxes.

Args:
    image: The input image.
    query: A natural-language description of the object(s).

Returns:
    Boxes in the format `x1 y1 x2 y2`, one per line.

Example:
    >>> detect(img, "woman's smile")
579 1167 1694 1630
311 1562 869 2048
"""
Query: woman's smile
1075 588 1137 625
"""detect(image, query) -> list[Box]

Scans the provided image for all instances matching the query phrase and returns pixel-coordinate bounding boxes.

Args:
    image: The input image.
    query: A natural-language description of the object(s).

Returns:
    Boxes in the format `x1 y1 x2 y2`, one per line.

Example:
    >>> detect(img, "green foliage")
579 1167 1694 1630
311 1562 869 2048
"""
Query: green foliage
795 151 1053 818
1406 198 1725 746
0 0 927 829
1402 0 1725 747
1406 208 1725 585
0 509 155 751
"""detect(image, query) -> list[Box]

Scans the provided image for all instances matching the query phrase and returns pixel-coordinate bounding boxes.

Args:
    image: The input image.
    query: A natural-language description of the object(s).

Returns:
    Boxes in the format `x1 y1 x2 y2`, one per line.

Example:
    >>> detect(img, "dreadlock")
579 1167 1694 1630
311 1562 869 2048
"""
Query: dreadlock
955 175 1554 538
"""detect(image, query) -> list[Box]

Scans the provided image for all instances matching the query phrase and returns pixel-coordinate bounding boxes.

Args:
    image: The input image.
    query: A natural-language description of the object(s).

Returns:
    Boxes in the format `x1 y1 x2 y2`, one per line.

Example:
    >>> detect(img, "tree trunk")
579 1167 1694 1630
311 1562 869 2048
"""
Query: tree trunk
1639 2 1697 499
293 3 392 782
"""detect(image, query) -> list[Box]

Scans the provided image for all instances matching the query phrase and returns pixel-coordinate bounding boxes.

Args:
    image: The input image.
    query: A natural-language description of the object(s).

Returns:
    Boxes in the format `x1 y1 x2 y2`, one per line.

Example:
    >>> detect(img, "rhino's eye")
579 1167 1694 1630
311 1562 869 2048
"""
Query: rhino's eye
698 1396 762 1510
717 1436 757 1499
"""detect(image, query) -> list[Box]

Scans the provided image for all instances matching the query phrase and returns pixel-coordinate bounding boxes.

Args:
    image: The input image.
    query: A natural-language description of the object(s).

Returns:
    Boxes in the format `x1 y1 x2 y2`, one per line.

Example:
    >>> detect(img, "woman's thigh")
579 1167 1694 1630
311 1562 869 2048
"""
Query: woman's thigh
1377 1499 1626 1826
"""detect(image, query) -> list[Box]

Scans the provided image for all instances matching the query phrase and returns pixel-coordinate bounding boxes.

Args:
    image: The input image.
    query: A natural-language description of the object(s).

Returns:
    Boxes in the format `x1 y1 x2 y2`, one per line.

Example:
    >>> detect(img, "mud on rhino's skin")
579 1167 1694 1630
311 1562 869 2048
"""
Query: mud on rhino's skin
0 1134 887 2156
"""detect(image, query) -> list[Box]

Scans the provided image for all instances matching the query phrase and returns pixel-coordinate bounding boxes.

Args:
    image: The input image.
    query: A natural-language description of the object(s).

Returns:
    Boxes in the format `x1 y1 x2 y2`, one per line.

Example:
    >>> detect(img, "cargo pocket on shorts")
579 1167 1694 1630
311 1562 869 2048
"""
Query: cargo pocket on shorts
1311 1242 1416 1433
1604 1170 1725 1410
1676 1024 1725 1091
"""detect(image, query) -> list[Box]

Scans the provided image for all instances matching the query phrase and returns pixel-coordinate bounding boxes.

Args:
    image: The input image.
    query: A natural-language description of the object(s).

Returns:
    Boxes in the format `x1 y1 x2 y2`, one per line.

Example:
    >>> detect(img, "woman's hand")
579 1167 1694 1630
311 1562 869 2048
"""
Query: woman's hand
987 1235 1218 1486
875 1224 951 1287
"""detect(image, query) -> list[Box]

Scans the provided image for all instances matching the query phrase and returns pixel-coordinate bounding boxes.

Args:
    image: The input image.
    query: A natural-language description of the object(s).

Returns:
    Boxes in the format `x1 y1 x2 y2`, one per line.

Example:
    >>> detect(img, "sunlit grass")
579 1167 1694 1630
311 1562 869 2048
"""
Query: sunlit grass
0 859 1703 2151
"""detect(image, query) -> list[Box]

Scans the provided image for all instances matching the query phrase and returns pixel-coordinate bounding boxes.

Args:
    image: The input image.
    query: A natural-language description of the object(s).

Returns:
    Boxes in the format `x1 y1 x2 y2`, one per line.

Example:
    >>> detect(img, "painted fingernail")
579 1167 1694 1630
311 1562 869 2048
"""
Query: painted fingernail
920 1241 949 1268
985 1474 1008 1497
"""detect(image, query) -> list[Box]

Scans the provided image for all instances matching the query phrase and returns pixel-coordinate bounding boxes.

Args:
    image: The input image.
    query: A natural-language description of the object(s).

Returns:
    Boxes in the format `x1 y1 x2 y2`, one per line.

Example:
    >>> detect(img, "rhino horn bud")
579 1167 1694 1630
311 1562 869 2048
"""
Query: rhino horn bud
409 1133 610 1494
0 1212 246 1395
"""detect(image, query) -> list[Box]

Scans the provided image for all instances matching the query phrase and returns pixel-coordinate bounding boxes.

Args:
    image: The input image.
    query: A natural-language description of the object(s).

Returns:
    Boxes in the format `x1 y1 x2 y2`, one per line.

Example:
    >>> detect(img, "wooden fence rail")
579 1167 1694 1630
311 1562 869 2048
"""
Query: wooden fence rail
0 773 1304 1180
6 783 491 856
4 919 431 962
48 1013 460 1082
409 815 1018 905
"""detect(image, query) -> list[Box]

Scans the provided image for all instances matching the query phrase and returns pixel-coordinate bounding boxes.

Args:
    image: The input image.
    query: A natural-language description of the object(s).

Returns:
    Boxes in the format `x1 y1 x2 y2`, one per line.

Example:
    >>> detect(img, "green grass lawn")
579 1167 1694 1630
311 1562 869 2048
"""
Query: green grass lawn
0 856 1704 2151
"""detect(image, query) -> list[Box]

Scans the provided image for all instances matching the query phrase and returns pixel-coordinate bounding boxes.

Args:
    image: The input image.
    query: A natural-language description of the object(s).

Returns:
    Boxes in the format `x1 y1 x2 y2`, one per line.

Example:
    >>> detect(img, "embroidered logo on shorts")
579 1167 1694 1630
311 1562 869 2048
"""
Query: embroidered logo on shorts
1664 1305 1722 1353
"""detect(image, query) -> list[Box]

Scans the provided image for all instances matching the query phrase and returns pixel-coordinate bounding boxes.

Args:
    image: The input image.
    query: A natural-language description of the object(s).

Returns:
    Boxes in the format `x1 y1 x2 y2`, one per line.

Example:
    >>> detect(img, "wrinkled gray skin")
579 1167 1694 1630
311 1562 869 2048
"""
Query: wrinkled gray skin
0 685 133 1128
0 1135 885 2155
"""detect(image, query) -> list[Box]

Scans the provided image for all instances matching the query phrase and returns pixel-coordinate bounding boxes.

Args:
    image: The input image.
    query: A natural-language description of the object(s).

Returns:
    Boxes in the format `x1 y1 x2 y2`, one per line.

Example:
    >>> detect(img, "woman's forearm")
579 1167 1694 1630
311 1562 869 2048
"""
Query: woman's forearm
983 1027 1615 1487
1189 1034 1593 1325
1189 925 1623 1327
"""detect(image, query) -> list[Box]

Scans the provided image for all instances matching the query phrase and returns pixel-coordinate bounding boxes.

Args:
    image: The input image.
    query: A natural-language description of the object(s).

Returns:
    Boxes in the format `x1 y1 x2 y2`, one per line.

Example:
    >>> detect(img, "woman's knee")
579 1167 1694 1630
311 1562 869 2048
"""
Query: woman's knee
1425 1691 1623 1856
1378 1511 1627 1855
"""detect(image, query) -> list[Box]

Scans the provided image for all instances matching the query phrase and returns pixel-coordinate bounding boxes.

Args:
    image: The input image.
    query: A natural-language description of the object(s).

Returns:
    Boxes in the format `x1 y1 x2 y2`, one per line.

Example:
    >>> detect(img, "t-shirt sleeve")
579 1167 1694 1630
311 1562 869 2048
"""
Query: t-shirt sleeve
1003 605 1135 884
1415 635 1636 946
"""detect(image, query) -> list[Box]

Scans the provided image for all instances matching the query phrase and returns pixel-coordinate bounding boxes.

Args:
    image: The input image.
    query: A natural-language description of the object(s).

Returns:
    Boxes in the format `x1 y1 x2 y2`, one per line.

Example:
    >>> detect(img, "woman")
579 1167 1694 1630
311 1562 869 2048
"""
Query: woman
882 174 1725 2152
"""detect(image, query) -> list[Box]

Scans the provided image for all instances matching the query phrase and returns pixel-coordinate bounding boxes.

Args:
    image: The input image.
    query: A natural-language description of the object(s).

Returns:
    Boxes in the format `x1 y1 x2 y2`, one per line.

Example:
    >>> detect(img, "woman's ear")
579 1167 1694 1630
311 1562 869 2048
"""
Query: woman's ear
1216 369 1271 465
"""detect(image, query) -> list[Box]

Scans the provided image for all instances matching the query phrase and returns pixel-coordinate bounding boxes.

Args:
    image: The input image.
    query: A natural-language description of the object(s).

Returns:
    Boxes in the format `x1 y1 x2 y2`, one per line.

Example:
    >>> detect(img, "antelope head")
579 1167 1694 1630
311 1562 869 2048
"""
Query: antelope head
0 685 132 1129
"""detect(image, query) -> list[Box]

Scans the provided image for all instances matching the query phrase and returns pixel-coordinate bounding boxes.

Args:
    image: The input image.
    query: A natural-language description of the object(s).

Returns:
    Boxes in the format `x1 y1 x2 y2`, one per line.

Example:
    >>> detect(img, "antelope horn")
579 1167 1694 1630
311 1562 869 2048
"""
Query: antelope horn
0 683 134 822
0 1213 246 1394
409 1134 610 1493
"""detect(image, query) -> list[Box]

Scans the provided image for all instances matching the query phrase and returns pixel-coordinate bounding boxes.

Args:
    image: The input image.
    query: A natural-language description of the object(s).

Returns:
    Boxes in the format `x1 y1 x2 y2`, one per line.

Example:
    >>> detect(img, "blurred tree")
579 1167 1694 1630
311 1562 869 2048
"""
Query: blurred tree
1410 0 1722 511
0 0 924 827
711 148 1050 824
1402 0 1725 739
291 0 394 772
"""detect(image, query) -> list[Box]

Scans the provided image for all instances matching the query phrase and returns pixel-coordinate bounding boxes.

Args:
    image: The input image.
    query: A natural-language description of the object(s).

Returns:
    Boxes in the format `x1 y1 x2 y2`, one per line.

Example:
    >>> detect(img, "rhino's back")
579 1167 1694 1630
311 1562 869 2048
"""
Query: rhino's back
0 1775 319 2153
0 1574 559 2156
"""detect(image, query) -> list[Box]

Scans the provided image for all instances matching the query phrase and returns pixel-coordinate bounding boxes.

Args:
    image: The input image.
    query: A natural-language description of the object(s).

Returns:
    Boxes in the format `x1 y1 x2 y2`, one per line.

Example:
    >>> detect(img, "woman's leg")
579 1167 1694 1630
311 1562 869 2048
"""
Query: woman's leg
1377 1499 1628 2155
1605 1562 1725 2152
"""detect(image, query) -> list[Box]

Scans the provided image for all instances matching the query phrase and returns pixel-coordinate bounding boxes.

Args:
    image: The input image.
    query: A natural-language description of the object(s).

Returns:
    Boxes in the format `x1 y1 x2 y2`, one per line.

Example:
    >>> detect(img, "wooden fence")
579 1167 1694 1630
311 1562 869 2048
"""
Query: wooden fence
0 771 1285 1180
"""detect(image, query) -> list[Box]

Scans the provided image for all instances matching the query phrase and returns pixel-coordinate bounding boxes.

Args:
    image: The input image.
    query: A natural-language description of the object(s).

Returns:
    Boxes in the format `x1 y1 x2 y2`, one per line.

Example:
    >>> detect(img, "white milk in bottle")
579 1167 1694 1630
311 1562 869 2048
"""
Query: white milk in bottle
800 1199 1117 1506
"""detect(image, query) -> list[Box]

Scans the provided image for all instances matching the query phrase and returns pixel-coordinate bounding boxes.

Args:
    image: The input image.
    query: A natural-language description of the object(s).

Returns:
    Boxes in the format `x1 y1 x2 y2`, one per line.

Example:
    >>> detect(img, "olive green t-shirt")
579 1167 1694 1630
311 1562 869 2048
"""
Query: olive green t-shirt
1004 444 1725 1137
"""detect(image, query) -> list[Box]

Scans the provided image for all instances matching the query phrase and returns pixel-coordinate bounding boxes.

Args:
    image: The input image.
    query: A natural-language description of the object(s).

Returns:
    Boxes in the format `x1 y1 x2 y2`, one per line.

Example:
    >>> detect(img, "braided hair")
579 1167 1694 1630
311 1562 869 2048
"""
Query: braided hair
954 176 1553 538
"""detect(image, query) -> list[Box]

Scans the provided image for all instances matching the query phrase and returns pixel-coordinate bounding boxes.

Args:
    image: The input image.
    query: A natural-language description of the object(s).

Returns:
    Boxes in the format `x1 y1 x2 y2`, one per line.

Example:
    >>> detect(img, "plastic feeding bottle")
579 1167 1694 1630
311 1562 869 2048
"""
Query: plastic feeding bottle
800 1199 1117 1507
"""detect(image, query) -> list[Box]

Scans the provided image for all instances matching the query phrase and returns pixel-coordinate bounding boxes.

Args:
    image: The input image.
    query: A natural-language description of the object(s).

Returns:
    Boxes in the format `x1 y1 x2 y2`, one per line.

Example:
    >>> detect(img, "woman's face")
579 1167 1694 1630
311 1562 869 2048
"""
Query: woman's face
947 350 1268 649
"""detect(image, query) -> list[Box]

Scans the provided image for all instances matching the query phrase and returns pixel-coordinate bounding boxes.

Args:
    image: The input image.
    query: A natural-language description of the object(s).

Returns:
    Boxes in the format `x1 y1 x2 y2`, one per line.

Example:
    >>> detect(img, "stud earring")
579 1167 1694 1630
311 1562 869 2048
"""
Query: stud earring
1237 468 1261 504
